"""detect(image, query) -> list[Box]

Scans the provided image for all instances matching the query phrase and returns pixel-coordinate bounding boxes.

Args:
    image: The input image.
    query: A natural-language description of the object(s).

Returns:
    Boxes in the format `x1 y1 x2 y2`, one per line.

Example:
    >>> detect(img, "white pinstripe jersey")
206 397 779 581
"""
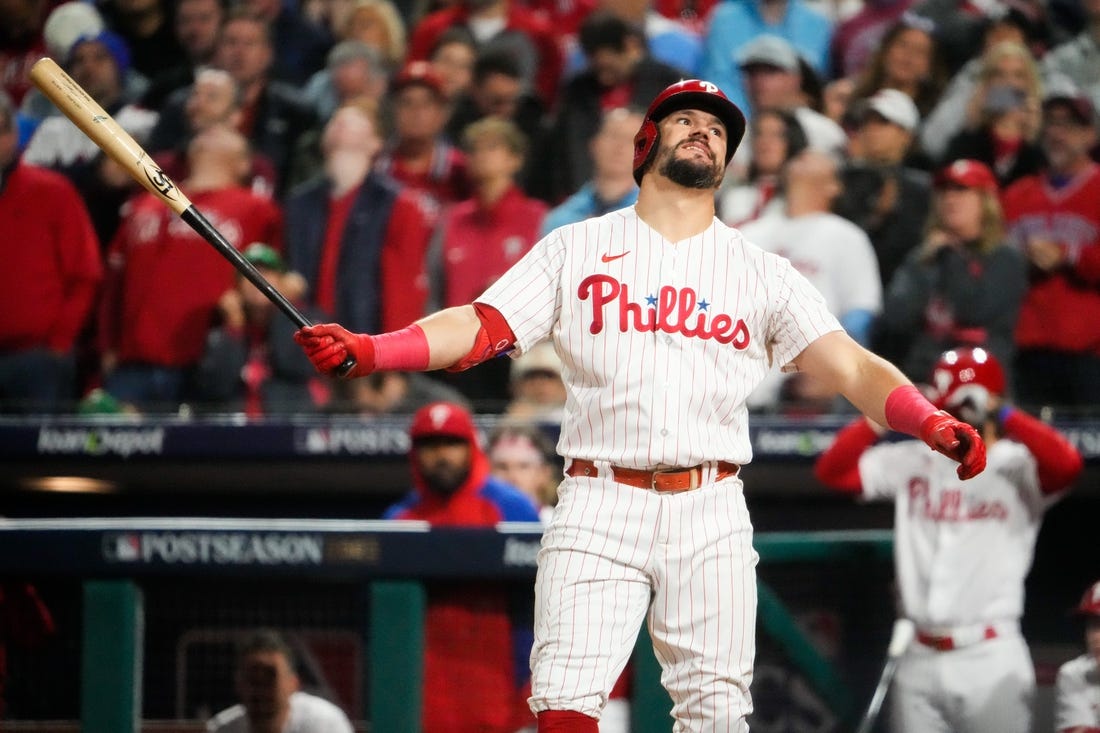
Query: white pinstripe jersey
477 205 841 468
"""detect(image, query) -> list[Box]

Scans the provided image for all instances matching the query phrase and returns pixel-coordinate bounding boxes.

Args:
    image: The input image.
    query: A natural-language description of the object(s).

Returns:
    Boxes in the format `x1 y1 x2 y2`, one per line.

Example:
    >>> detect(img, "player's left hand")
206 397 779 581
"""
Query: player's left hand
919 411 986 480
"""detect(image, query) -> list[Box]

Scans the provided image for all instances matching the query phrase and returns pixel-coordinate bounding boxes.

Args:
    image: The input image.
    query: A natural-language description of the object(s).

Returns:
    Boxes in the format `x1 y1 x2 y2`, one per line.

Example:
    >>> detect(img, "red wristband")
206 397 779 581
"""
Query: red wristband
372 324 430 371
884 385 940 438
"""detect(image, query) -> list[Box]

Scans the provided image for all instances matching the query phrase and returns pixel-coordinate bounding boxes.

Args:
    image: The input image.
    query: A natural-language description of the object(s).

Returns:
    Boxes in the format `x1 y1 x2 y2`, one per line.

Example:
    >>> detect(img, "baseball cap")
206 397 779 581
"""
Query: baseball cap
1075 580 1100 616
43 1 105 60
1042 88 1097 127
391 61 447 99
861 88 920 132
934 159 999 192
409 401 478 444
242 242 286 272
510 341 563 382
736 35 800 73
69 29 131 77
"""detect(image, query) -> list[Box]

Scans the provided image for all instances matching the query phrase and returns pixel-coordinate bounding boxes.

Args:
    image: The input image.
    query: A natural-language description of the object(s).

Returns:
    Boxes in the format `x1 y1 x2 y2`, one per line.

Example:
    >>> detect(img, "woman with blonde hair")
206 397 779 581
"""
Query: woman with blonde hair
876 159 1028 388
340 0 407 70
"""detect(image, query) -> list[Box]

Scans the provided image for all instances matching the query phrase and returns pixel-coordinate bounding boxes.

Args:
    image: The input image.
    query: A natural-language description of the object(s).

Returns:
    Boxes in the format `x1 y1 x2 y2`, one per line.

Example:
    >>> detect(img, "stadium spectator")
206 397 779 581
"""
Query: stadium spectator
141 0 227 109
742 149 881 412
848 14 946 119
284 101 437 337
98 125 282 412
334 0 407 71
0 90 102 413
814 345 1082 733
383 401 540 733
97 0 185 82
830 0 919 79
327 370 469 415
921 40 1044 163
194 243 321 416
1054 579 1100 733
150 10 318 193
699 0 833 113
1041 0 1100 116
406 0 565 109
1002 86 1100 410
300 39 390 124
734 35 847 166
428 117 546 409
504 340 568 424
541 106 643 236
543 11 682 203
442 49 545 176
487 420 561 522
151 67 278 198
718 107 807 228
0 0 51 107
876 159 1028 387
834 88 932 296
941 80 1046 189
428 27 478 102
238 0 331 86
207 629 355 733
23 30 158 245
594 0 704 76
375 61 470 208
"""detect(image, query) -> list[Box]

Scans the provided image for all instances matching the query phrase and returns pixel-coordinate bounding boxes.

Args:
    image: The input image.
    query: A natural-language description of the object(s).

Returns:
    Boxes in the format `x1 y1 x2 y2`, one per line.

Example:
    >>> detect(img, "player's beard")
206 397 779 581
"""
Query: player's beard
419 459 471 497
657 140 723 189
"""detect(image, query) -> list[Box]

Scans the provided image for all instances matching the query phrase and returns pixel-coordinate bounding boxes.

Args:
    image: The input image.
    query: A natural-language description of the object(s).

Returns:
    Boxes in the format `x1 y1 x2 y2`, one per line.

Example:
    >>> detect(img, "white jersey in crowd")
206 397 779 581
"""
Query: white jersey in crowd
1055 654 1100 732
23 104 158 168
206 691 354 733
857 437 1061 628
478 204 841 468
740 211 882 322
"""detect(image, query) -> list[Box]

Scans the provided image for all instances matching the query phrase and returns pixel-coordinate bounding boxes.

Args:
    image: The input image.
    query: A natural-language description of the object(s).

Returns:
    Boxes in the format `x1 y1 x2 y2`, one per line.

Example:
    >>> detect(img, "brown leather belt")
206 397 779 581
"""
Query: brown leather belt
566 459 740 492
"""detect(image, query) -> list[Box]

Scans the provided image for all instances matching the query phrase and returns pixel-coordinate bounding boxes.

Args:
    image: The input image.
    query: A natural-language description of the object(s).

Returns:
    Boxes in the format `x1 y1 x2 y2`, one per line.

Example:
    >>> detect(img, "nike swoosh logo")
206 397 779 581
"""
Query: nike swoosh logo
601 252 630 263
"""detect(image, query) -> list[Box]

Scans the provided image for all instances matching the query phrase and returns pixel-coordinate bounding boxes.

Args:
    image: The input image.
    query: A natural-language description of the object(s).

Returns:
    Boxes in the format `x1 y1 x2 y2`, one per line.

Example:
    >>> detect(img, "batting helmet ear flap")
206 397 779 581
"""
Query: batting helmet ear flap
633 118 659 185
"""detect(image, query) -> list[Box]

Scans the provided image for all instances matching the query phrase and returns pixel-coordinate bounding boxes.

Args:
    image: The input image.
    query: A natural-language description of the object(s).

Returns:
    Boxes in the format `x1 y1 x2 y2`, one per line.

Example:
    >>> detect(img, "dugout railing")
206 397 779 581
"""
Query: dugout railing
0 518 894 732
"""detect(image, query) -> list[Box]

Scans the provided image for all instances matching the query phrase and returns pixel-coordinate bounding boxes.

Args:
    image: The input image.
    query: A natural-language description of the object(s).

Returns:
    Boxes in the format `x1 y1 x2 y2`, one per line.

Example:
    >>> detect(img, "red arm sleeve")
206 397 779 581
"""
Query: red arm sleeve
813 418 881 494
1001 408 1083 494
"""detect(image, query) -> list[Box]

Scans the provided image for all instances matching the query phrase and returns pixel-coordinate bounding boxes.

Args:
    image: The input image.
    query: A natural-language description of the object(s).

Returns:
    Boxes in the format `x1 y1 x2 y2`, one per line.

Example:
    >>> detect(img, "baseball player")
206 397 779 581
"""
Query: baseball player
295 79 986 732
1055 580 1100 733
814 346 1084 733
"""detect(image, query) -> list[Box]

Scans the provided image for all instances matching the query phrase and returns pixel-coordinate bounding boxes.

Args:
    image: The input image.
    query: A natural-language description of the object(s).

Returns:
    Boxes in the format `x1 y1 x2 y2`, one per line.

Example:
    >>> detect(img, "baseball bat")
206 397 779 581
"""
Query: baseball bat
28 57 356 378
854 618 915 733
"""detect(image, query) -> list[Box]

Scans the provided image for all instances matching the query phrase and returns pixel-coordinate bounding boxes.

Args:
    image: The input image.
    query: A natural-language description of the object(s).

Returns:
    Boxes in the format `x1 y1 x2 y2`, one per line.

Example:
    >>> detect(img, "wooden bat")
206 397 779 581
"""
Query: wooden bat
855 618 914 733
28 57 356 377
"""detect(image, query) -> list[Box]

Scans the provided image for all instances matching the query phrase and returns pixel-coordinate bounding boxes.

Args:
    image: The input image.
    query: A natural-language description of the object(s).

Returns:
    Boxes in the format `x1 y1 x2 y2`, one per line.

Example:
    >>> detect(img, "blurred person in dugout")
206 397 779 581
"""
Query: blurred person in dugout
207 629 354 733
814 345 1083 733
0 90 102 413
1001 85 1100 410
504 341 567 424
876 159 1028 389
1055 579 1100 733
383 401 540 732
488 420 561 523
193 243 321 415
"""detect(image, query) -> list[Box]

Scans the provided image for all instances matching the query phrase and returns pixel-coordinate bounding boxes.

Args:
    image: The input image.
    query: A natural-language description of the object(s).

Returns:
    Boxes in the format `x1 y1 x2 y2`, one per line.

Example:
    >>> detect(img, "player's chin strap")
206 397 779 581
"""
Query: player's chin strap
446 302 516 372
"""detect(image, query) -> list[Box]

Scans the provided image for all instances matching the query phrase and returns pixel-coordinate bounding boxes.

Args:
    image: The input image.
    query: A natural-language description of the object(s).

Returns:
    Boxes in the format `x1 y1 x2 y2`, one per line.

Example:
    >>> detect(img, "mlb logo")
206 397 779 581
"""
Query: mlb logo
104 533 140 562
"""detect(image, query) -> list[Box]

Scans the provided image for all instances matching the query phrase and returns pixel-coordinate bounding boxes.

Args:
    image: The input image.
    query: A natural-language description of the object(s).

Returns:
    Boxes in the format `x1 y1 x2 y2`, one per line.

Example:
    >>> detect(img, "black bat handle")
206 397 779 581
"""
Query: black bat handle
181 207 357 378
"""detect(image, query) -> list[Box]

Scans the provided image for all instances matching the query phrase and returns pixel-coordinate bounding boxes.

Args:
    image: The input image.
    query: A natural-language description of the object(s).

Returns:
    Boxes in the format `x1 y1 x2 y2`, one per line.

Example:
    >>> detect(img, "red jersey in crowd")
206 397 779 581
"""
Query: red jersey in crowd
0 161 102 353
99 187 282 367
375 141 471 208
1002 163 1100 355
433 185 547 308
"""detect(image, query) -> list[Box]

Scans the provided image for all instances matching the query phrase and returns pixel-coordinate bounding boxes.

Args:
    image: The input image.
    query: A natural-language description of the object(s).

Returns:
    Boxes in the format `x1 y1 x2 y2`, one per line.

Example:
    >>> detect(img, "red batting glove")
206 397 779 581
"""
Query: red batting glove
919 411 987 480
293 324 375 378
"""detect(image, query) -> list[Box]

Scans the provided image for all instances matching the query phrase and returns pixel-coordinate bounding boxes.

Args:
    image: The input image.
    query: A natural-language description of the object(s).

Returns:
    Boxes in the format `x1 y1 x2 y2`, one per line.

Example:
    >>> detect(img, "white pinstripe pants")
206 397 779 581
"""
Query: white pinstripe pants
528 472 758 732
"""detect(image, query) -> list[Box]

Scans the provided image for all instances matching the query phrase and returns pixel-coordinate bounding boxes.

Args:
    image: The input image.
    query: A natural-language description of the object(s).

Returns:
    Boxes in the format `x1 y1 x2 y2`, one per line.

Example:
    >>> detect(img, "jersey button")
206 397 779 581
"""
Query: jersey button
660 428 669 436
664 335 674 345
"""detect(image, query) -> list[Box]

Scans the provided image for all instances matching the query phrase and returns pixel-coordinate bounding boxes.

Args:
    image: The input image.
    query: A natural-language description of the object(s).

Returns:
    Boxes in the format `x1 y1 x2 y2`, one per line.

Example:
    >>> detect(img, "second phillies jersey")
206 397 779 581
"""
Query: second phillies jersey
477 205 841 467
857 438 1059 628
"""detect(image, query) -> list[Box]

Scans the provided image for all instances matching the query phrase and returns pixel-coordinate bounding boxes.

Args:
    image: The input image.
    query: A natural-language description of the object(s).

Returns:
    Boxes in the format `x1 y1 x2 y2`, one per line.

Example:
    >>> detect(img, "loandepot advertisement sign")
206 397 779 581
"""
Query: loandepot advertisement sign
103 532 324 566
36 426 166 457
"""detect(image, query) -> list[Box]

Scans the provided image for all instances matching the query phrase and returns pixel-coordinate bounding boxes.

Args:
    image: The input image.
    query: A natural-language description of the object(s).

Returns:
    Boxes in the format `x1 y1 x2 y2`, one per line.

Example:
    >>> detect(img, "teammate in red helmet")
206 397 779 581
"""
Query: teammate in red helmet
1053 580 1100 733
296 79 987 731
815 346 1084 733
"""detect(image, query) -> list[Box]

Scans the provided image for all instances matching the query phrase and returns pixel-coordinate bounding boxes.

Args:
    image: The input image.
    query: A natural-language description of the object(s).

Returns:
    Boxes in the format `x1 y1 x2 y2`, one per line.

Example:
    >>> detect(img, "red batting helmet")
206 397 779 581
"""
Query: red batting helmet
633 79 747 184
928 347 1006 412
1076 580 1100 616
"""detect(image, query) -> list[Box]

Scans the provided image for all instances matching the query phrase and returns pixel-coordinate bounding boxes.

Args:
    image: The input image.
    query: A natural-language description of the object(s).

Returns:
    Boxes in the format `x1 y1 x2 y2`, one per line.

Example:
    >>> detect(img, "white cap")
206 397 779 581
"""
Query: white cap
510 341 563 382
864 88 920 132
736 35 800 73
43 2 105 60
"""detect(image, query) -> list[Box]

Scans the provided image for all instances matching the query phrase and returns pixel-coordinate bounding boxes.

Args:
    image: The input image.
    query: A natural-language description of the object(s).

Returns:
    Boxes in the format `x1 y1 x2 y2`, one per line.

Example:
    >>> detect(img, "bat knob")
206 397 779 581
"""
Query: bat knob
332 356 357 378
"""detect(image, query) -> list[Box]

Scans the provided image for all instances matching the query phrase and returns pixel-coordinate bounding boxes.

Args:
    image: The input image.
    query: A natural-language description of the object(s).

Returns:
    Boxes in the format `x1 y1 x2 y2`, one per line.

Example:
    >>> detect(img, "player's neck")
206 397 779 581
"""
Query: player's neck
635 180 717 242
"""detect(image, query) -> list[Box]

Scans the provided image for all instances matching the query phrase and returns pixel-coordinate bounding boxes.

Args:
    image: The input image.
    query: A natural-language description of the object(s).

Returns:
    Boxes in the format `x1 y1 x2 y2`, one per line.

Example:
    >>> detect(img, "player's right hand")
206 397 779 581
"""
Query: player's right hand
919 410 986 480
294 323 375 378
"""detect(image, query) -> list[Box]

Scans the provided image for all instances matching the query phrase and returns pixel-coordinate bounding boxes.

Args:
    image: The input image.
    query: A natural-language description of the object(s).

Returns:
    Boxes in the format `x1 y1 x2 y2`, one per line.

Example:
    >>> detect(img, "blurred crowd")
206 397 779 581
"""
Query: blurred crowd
2 0 1099 418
